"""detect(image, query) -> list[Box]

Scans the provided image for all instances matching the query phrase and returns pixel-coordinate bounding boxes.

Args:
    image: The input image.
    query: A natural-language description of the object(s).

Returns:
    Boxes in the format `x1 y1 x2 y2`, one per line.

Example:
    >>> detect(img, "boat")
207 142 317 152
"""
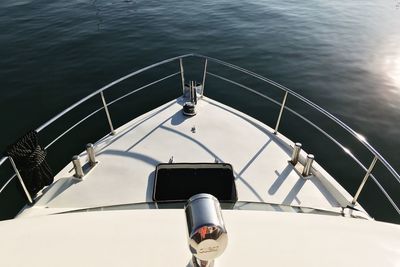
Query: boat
0 54 399 266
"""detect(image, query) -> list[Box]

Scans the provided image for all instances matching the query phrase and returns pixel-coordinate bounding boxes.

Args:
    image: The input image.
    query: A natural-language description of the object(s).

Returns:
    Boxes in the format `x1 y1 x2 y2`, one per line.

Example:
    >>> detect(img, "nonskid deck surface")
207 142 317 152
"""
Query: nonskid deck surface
20 97 352 217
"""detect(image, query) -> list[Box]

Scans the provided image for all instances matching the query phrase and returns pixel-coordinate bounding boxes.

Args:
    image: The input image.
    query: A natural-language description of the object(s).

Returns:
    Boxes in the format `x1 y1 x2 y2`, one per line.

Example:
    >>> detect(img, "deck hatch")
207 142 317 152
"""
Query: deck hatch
153 163 237 202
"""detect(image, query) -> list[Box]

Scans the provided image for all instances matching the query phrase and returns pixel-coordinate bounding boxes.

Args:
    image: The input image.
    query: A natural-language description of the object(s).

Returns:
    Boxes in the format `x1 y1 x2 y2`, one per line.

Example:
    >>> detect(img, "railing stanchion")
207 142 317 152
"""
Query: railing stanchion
0 54 398 216
180 58 185 95
352 155 378 205
8 156 33 204
100 91 116 135
274 91 288 134
201 59 208 98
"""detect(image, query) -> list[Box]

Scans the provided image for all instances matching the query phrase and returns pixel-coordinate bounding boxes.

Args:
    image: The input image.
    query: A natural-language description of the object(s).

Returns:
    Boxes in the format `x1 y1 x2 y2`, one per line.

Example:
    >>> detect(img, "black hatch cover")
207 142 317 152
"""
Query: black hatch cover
153 163 237 202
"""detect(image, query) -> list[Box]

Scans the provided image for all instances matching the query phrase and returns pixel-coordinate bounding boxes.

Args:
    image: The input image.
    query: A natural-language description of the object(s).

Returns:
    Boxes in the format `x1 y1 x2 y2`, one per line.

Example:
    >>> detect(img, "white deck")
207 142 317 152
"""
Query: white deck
19 97 357 217
2 210 400 267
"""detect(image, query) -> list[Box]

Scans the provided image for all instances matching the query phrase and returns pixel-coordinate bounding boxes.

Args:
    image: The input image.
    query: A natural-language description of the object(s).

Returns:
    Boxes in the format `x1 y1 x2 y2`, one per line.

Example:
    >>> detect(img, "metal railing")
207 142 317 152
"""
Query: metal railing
0 54 399 216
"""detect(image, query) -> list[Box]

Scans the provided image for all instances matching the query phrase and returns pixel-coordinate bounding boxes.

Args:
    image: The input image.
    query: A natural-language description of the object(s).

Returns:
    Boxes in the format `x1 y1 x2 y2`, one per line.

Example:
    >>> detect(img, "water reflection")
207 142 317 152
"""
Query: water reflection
370 35 400 110
383 51 400 91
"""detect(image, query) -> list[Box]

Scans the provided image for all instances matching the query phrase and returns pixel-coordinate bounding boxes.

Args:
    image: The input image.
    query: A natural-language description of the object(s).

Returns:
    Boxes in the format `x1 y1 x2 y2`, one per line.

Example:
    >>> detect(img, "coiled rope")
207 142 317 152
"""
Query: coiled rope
5 130 53 196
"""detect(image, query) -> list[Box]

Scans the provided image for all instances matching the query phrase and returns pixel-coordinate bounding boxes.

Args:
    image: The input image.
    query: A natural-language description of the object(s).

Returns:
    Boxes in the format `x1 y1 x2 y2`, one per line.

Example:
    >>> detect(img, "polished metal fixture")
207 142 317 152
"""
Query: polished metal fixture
72 155 84 178
185 194 228 267
352 155 378 204
290 142 302 165
302 154 314 177
184 80 201 103
180 58 185 95
8 156 33 204
100 91 116 135
201 59 208 98
190 81 198 104
274 91 288 134
86 143 96 167
182 81 199 116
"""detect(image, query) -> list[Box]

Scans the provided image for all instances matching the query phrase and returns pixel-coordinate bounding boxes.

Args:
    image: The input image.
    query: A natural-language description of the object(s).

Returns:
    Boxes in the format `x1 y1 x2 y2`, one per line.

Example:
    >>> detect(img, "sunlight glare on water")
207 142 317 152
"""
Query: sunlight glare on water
383 50 400 92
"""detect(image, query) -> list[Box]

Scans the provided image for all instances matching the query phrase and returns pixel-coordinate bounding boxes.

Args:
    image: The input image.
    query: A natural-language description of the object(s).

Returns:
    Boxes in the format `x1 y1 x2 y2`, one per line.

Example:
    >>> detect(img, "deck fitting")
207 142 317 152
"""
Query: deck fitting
86 143 97 167
302 154 314 178
72 155 84 178
290 142 302 165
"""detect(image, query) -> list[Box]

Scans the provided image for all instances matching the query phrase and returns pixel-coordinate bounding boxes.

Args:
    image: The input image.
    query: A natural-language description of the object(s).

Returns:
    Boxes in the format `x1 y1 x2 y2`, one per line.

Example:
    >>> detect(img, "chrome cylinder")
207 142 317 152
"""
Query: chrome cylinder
290 142 302 165
86 143 96 166
185 194 228 265
302 154 314 177
72 155 84 178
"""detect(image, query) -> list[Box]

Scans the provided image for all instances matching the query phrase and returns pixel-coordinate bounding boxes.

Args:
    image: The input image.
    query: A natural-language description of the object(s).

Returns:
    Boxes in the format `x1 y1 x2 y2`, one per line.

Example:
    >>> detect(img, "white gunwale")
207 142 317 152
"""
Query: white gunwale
0 54 398 219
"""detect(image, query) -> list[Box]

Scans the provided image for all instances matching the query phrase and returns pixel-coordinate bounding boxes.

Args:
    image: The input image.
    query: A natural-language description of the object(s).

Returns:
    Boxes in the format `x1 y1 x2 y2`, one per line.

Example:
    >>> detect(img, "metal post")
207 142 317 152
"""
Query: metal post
302 154 314 177
274 91 288 134
201 59 208 98
100 91 116 135
86 143 96 167
190 81 197 104
180 58 185 95
352 156 378 204
190 81 194 103
193 81 197 104
72 155 84 178
290 143 302 165
8 156 33 204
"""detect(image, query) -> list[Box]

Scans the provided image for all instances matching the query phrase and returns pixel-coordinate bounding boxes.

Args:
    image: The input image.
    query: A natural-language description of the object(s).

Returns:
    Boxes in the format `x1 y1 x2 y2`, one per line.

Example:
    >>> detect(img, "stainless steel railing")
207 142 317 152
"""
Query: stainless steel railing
0 54 399 216
0 53 191 202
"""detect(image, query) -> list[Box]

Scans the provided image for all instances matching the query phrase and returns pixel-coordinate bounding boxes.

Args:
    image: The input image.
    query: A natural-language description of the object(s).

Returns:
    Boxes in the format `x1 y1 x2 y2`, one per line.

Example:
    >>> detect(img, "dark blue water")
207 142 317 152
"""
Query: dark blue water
0 0 399 222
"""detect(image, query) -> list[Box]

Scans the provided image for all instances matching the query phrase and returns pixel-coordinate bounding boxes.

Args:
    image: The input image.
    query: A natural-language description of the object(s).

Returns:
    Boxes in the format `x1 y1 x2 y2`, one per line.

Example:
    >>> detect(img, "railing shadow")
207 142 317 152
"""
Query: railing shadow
0 53 398 221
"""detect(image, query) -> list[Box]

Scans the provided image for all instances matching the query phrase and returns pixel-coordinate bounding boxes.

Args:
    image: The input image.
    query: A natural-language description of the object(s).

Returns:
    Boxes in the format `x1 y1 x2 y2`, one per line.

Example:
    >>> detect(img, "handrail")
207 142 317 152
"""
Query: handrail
0 54 189 200
43 72 180 150
0 156 7 166
0 54 398 218
206 72 369 172
0 174 15 194
35 54 194 133
190 54 400 184
206 71 399 214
